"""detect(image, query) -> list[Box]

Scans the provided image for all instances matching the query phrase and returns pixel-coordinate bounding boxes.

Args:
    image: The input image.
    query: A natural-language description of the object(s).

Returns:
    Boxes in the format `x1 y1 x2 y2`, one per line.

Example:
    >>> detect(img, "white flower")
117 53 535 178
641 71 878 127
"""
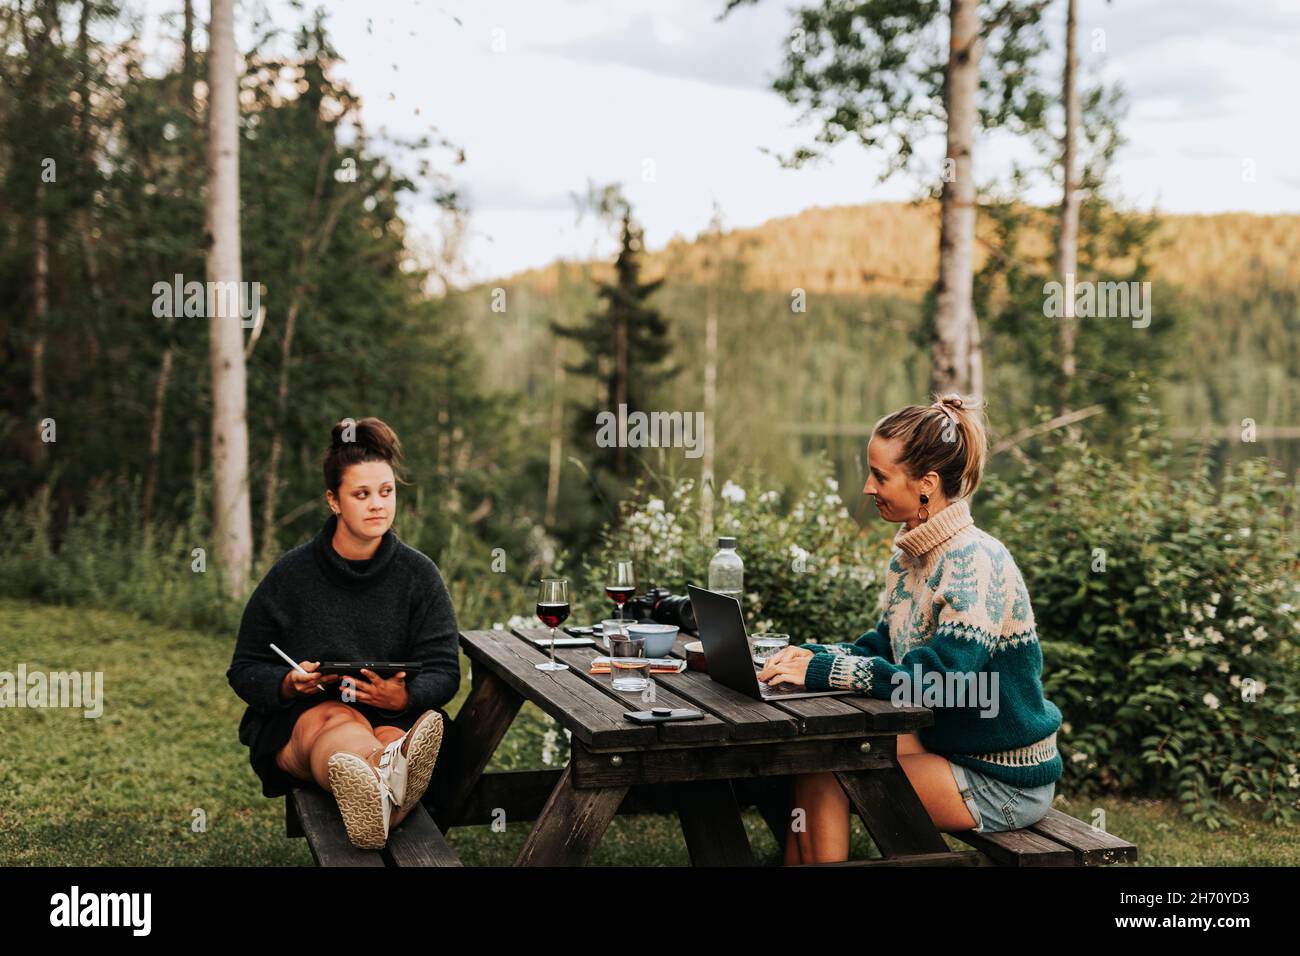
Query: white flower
1229 674 1241 688
758 490 779 505
1210 592 1221 605
1061 722 1073 735
1217 660 1230 673
1071 751 1087 764
646 497 665 513
1203 692 1220 710
720 480 746 504
1242 644 1253 656
1203 603 1217 619
1239 527 1252 538
1252 626 1267 642
825 477 839 492
824 494 841 508
541 726 560 766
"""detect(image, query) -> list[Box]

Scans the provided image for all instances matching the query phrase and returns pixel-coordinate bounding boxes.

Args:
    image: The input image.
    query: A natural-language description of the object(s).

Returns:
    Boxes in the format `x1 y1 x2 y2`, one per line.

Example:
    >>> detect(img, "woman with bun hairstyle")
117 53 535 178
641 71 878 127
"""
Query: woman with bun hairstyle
227 417 460 849
759 394 1063 864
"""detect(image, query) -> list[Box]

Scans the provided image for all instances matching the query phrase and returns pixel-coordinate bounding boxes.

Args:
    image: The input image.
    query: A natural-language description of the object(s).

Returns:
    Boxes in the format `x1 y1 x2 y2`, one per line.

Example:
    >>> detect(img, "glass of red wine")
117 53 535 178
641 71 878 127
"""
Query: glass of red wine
535 578 571 672
606 559 636 622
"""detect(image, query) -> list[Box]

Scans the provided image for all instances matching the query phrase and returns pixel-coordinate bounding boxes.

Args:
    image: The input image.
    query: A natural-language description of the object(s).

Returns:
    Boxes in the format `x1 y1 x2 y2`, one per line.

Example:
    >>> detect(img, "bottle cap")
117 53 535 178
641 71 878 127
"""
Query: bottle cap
717 536 736 548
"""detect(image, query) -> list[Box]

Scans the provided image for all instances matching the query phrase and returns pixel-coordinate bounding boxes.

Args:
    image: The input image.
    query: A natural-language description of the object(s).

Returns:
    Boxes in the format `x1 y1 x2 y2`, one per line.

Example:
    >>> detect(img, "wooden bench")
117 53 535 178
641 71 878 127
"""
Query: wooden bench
286 786 462 867
947 808 1138 867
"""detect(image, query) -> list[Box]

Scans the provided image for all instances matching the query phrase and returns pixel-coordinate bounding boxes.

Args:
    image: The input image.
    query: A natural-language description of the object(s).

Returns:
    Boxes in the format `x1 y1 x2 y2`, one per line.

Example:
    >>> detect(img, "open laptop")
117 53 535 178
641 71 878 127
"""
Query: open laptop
688 585 852 701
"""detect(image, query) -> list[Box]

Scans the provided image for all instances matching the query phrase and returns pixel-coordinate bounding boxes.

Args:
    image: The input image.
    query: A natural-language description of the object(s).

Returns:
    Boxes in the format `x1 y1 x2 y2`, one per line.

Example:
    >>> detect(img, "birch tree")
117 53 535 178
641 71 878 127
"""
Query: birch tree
206 0 252 597
724 0 1052 397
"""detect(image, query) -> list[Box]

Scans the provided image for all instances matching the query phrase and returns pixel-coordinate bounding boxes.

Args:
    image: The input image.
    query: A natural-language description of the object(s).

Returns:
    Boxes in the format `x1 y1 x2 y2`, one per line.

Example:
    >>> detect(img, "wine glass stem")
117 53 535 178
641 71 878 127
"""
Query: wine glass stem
550 627 557 665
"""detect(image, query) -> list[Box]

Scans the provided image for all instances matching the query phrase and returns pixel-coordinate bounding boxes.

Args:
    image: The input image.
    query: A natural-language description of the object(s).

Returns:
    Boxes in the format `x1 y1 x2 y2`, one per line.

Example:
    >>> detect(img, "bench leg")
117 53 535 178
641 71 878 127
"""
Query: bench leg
676 779 755 866
430 665 524 828
835 766 950 858
514 764 627 866
286 794 304 838
734 775 794 850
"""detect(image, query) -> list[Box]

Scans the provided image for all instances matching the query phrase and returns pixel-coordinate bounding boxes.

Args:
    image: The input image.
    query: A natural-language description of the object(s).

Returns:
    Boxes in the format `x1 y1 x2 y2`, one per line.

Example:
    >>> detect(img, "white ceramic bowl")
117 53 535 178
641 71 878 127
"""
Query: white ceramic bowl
625 622 679 657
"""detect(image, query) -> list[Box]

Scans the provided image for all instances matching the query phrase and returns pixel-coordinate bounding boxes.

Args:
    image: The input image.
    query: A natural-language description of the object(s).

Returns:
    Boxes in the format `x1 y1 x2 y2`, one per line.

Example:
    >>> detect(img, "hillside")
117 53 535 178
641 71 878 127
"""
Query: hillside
494 201 1300 300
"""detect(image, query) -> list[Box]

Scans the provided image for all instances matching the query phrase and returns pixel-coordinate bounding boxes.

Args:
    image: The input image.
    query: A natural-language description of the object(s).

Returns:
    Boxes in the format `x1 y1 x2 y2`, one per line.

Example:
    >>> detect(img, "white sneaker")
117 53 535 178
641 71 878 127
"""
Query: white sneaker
327 751 393 849
377 710 445 811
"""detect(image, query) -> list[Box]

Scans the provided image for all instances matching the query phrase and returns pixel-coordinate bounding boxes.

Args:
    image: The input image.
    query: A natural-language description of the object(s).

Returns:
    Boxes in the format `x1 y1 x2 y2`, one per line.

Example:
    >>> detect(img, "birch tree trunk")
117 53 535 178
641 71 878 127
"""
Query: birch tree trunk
32 202 48 467
183 0 195 112
701 259 718 540
1056 0 1081 411
930 0 982 397
544 336 565 528
206 0 253 597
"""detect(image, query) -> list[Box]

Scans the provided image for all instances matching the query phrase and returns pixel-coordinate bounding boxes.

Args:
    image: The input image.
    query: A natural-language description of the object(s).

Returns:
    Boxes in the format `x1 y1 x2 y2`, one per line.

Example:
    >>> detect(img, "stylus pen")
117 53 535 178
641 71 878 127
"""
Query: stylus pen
269 643 318 683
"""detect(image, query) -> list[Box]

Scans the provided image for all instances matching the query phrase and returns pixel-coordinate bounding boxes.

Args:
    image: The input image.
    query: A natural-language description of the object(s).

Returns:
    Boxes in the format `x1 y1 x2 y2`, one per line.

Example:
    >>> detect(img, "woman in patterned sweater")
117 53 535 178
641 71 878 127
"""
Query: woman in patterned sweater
759 394 1063 864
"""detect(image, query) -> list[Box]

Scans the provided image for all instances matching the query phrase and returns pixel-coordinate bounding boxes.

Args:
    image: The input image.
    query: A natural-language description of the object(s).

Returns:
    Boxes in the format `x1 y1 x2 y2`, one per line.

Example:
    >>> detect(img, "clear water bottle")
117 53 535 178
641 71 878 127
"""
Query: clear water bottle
708 536 744 605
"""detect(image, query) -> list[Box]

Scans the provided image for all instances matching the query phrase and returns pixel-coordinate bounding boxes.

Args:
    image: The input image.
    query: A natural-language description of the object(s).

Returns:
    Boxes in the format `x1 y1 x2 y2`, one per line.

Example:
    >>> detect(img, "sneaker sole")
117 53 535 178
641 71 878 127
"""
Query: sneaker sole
396 711 444 811
327 752 388 849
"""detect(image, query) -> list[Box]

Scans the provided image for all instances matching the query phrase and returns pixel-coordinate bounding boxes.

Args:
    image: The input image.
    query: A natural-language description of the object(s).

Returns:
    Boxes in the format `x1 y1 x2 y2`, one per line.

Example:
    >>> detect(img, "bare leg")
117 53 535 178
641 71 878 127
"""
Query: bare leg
788 771 850 864
275 702 385 790
784 732 975 865
895 729 978 832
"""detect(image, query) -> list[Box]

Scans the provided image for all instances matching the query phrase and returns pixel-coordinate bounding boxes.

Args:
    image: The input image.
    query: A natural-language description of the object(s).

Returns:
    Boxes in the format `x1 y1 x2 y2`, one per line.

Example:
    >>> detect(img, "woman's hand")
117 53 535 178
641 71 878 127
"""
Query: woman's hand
757 647 813 687
762 645 814 669
279 660 340 701
340 669 409 712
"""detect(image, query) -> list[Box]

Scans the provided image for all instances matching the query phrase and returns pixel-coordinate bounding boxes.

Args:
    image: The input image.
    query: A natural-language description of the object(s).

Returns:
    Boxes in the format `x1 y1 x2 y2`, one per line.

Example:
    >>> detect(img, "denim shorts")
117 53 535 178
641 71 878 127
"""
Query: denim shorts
948 761 1055 833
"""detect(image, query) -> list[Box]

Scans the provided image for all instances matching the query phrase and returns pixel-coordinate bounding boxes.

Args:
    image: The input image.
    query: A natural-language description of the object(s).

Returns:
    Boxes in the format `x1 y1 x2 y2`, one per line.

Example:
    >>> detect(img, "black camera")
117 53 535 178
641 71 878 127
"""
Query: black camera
623 586 697 633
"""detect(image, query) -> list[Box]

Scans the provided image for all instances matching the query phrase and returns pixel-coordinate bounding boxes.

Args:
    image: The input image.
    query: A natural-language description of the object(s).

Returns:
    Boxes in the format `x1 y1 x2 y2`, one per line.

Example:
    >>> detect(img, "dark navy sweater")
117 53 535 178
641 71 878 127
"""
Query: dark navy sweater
226 514 460 791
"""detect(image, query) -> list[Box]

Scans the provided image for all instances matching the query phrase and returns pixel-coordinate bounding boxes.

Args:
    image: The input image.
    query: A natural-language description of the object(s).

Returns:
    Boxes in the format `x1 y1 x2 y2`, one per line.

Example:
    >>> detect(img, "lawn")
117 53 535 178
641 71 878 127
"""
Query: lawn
1 598 1294 866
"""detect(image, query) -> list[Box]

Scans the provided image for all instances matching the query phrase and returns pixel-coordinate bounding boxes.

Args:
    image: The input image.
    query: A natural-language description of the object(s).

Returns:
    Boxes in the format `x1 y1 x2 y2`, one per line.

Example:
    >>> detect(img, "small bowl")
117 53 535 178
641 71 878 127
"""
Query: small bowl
626 622 679 657
683 640 707 672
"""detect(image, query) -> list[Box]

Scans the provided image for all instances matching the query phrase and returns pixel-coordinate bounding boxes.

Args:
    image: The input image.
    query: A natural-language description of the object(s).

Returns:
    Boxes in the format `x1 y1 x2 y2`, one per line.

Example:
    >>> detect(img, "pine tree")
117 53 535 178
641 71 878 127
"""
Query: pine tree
553 195 675 482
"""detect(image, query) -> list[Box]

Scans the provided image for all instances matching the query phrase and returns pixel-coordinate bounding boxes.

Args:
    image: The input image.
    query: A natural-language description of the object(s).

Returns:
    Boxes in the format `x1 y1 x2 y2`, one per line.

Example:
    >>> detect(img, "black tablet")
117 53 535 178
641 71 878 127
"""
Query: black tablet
317 661 423 679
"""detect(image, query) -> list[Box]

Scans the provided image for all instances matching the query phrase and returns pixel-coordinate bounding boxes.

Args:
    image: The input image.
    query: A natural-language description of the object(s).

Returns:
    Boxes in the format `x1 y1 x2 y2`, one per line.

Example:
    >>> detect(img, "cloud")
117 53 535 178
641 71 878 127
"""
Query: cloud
536 6 790 92
1094 0 1300 53
464 180 578 213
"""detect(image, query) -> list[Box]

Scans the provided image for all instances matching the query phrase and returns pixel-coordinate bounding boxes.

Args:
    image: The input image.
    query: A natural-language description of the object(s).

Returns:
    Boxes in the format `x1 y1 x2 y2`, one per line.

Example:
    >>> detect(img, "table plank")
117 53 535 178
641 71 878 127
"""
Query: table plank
459 630 657 749
669 632 932 733
512 627 731 743
666 632 864 738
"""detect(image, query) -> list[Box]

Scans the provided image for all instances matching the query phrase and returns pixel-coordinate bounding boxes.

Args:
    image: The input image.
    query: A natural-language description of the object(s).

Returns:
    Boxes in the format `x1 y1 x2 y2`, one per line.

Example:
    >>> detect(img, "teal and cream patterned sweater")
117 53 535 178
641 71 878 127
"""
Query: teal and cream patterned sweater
804 497 1063 788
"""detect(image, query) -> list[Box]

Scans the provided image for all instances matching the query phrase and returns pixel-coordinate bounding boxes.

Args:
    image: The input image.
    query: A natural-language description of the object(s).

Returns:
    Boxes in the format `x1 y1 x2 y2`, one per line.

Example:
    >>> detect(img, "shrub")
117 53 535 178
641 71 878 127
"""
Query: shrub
580 458 892 647
980 394 1299 828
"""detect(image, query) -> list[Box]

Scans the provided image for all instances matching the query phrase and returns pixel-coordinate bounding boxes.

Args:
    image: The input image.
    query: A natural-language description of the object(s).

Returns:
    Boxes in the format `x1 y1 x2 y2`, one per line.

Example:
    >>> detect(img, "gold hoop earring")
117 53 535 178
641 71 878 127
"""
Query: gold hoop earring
917 493 929 523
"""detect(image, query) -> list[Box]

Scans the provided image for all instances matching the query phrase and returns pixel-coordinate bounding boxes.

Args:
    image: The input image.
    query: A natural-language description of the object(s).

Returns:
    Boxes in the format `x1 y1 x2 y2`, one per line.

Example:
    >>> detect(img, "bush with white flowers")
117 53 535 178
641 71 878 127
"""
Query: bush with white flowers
585 459 891 646
981 391 1299 829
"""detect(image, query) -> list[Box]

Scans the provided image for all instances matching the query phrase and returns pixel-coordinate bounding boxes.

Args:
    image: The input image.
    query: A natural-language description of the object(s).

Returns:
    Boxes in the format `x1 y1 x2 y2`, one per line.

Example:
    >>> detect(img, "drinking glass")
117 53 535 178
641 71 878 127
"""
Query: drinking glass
535 578 571 672
607 633 649 692
750 633 790 666
605 559 636 621
600 618 630 650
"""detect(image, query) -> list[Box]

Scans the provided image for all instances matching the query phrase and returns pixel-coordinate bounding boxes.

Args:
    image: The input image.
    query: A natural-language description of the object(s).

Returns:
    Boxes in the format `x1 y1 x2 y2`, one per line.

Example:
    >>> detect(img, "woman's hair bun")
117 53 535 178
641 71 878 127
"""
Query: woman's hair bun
323 417 404 494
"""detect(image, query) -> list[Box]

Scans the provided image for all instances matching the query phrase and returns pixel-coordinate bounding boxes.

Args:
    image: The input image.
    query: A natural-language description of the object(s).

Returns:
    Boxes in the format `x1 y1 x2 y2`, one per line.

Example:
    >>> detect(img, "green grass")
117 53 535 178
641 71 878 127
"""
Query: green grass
1 598 1294 866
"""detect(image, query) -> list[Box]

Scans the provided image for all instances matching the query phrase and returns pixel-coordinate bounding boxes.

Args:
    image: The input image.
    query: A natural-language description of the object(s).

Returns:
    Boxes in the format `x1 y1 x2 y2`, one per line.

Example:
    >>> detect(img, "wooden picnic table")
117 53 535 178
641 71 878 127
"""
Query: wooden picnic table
425 626 983 866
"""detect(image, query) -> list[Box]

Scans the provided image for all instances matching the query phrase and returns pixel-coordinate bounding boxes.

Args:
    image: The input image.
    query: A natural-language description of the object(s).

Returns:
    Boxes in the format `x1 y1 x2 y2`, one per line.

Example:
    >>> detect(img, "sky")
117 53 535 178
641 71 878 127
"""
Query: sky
140 0 1300 284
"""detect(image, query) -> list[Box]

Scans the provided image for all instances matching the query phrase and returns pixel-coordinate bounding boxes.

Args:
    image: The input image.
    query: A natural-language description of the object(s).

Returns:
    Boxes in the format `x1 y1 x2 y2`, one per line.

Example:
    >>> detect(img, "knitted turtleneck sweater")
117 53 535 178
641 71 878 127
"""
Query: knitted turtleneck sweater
804 497 1063 788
